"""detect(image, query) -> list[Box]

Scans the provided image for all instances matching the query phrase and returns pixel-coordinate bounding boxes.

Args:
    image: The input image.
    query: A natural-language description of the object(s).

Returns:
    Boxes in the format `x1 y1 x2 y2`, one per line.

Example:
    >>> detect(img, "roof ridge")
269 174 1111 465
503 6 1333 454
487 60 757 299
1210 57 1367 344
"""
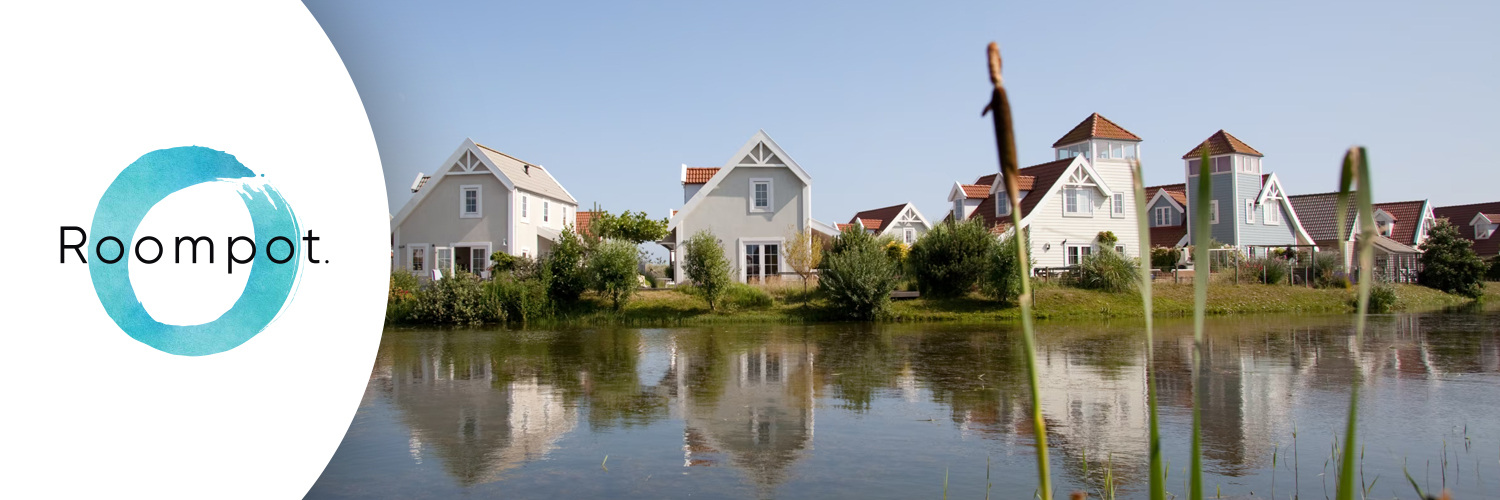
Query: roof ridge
1436 200 1500 209
474 142 540 168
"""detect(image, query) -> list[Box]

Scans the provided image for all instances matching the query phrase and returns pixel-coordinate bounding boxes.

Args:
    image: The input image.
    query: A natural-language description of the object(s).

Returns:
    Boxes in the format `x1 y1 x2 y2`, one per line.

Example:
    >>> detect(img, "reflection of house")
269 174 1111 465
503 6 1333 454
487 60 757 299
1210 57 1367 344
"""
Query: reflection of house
391 138 580 277
665 338 817 491
379 344 577 486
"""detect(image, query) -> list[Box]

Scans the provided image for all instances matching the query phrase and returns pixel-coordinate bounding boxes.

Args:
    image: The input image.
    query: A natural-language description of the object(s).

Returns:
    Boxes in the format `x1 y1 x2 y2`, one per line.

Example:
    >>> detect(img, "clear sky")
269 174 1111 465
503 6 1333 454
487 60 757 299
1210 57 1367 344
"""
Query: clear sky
305 0 1499 230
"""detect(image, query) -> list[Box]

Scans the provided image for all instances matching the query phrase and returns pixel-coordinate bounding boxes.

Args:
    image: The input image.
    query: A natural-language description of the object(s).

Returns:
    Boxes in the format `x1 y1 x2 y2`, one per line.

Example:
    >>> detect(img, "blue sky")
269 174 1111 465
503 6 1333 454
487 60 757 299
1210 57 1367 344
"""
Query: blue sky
306 0 1499 228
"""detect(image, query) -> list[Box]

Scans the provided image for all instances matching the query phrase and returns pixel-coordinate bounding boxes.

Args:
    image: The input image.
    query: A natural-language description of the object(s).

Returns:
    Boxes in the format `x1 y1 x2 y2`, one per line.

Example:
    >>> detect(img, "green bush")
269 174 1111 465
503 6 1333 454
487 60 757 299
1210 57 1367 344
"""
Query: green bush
486 277 550 323
1150 247 1181 272
410 271 502 325
1075 247 1138 292
826 224 877 258
908 218 996 298
1419 218 1487 298
1366 282 1398 313
489 251 519 275
1488 257 1500 282
724 283 774 310
1242 257 1289 285
546 228 590 306
390 270 420 296
981 233 1027 304
819 241 900 320
588 239 640 311
1310 252 1348 289
683 230 732 310
386 271 421 323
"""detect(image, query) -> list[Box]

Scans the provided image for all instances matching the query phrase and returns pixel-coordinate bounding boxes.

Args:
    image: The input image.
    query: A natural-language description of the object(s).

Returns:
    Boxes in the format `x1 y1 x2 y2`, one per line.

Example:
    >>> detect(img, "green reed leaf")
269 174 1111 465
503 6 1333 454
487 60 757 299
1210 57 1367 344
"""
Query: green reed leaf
1132 158 1167 500
1335 147 1375 500
1189 147 1211 500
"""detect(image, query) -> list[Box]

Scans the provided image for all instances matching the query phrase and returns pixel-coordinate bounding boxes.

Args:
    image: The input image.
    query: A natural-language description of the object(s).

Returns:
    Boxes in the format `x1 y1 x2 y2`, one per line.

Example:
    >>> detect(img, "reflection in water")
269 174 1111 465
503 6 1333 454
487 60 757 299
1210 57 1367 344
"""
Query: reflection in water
310 312 1500 499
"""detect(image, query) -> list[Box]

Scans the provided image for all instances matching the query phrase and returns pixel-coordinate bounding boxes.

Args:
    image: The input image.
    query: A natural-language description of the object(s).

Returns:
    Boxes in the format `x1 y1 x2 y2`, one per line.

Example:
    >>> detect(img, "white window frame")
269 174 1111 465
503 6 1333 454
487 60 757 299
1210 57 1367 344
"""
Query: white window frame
903 227 916 244
1112 193 1125 218
450 242 492 279
562 206 569 228
1245 199 1256 224
1063 187 1094 217
1264 202 1280 225
1115 245 1126 255
459 185 482 219
543 200 550 223
519 193 529 223
435 246 453 274
1065 244 1093 266
739 238 786 282
749 178 773 213
1210 200 1220 225
407 244 429 273
996 191 1011 217
1153 206 1171 227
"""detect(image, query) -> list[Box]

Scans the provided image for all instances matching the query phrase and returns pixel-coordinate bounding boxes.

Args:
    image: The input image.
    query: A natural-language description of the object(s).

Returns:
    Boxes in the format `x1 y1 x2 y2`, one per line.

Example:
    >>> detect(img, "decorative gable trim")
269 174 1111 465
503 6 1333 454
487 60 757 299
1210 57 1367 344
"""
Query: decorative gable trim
392 138 519 231
1147 188 1185 213
876 203 933 236
1017 156 1103 229
668 130 812 231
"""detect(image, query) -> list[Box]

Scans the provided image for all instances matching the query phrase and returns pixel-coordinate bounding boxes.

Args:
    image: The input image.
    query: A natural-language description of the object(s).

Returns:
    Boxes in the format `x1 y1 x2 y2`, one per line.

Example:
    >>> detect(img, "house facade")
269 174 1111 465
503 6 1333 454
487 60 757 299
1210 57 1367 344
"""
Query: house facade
391 138 579 278
662 131 835 283
839 203 932 245
1181 130 1313 255
1433 201 1500 260
946 113 1144 268
1145 183 1188 248
1288 194 1436 275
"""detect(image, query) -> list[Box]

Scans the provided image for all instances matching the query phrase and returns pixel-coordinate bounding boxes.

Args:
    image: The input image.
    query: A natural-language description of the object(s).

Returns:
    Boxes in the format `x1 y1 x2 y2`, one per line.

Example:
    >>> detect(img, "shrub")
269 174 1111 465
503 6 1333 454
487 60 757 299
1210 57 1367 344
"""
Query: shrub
390 270 420 297
826 224 877 257
486 277 550 323
981 233 1027 304
489 251 519 275
724 283 774 310
1096 231 1118 249
1242 257 1289 285
1075 247 1138 292
819 243 900 320
410 271 502 325
588 239 640 311
1488 257 1500 282
386 271 420 323
883 239 909 270
1150 247 1181 272
1366 282 1398 313
546 228 590 306
1310 252 1348 289
908 218 996 298
1419 218 1487 298
683 230 732 311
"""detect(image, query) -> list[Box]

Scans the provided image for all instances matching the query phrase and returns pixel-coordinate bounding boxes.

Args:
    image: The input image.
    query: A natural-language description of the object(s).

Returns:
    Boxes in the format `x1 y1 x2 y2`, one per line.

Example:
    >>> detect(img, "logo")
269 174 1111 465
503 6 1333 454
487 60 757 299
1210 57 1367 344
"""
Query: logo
61 146 322 356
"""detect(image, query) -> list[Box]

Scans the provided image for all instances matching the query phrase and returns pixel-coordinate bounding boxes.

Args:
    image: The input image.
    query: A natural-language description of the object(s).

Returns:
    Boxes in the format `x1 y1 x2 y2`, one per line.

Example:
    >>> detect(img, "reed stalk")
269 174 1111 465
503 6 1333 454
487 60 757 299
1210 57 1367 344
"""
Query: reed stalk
1334 147 1375 500
1190 148 1212 500
1130 158 1167 500
984 42 1052 500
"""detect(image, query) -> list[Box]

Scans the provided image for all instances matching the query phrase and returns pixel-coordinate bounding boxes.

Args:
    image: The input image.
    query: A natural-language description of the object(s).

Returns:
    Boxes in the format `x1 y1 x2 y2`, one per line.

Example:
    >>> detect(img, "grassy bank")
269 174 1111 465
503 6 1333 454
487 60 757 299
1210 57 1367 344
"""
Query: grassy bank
510 282 1497 326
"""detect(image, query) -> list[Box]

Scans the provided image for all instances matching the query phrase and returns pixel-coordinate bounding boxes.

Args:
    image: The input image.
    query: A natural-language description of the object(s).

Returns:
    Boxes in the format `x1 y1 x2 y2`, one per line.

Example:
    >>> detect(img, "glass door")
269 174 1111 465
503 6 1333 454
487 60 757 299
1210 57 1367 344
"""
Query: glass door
745 244 761 283
435 247 452 277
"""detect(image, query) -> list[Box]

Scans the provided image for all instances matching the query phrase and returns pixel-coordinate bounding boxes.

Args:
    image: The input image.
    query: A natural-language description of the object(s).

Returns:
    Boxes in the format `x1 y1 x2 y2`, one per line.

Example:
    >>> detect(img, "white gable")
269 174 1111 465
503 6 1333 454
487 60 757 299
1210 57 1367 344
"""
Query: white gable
391 138 524 231
668 130 812 231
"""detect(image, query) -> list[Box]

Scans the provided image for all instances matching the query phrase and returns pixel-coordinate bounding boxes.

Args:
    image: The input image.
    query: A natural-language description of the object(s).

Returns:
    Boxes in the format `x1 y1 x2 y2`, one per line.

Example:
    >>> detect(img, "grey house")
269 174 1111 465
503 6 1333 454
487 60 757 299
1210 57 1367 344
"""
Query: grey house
391 138 579 278
1181 130 1314 255
661 131 837 283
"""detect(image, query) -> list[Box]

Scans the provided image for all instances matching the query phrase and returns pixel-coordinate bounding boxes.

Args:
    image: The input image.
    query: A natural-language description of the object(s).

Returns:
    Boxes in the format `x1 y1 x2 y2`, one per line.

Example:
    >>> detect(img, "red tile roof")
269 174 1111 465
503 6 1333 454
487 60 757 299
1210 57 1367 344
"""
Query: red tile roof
960 184 990 198
1181 130 1263 159
1052 113 1142 147
1146 183 1187 208
849 203 910 234
575 211 598 236
1150 225 1188 248
835 223 856 231
1372 200 1427 247
683 167 720 184
966 158 1076 232
1287 192 1357 245
1434 201 1500 258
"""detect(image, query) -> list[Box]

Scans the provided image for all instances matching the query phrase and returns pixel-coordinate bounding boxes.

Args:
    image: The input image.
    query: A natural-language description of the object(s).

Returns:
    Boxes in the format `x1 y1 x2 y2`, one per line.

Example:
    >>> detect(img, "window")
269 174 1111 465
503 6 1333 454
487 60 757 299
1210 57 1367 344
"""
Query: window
562 206 568 227
953 199 965 220
1212 156 1232 173
542 200 550 223
1056 142 1089 160
1153 206 1172 226
996 191 1011 216
1064 187 1093 215
460 185 481 218
436 247 452 273
1066 245 1093 266
1116 245 1126 255
1210 200 1220 224
1112 193 1125 217
1265 203 1280 225
1238 156 1260 174
1477 224 1493 240
904 227 916 244
744 242 781 282
750 179 772 212
1187 158 1201 176
520 194 529 221
471 249 487 275
1245 199 1256 224
1111 143 1123 159
409 245 426 272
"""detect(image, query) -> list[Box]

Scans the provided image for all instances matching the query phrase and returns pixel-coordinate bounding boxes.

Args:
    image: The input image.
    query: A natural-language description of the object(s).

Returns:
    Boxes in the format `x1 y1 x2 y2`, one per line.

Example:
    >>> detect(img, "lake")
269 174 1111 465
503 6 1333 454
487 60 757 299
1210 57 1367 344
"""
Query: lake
307 312 1500 499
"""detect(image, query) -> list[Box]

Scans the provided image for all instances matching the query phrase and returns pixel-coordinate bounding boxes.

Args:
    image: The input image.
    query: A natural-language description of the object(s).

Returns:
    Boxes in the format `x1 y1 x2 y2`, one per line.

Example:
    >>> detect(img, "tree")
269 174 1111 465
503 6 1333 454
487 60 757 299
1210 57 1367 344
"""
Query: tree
982 231 1029 304
826 223 877 258
819 231 900 320
588 239 640 311
783 224 823 304
590 206 669 244
683 230 732 311
545 227 589 306
1418 218 1487 298
908 218 997 298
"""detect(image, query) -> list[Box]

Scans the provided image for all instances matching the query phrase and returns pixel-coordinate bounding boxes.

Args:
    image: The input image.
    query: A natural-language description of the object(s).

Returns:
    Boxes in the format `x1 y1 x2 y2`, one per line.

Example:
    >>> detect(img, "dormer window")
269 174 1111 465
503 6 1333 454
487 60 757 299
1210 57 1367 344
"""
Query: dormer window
996 191 1011 217
1477 224 1493 240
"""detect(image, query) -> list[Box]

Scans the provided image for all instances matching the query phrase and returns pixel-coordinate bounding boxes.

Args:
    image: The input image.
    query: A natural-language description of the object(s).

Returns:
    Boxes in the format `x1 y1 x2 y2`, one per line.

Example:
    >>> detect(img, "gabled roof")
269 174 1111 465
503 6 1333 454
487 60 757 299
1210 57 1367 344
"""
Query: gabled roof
1052 113 1142 147
683 167 719 184
575 211 598 236
1286 192 1357 245
1181 130 1263 159
475 143 577 204
835 223 856 231
1145 183 1187 211
960 184 990 198
1371 200 1429 246
1150 225 1188 248
966 157 1082 231
1434 201 1500 257
667 130 813 232
847 202 932 236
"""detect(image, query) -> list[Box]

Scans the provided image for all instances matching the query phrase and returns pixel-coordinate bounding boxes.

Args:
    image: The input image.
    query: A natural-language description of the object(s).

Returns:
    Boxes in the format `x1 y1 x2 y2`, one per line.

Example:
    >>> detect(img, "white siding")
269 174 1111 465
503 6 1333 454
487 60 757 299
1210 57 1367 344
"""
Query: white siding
1022 158 1141 268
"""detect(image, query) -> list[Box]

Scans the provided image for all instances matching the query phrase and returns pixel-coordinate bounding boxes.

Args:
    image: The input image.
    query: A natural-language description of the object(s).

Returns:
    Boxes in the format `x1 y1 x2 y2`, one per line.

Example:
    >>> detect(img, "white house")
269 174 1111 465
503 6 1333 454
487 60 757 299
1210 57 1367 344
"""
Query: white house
661 130 837 283
838 202 933 245
391 138 579 278
946 113 1143 268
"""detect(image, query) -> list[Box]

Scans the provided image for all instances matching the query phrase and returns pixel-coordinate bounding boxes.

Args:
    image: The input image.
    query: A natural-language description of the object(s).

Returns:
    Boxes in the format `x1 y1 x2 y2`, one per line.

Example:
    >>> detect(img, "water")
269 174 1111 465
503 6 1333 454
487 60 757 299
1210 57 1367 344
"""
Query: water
308 312 1500 499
